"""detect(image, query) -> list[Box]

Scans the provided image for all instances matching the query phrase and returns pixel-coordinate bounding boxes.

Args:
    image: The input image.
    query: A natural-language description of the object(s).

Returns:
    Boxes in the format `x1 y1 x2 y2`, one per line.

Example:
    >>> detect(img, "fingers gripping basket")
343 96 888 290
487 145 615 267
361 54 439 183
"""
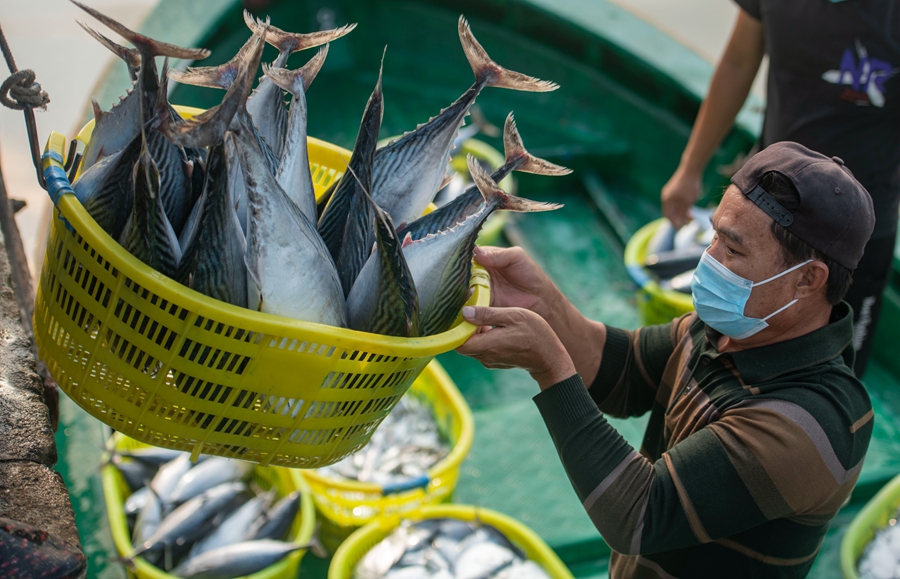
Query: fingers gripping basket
101 433 316 579
297 360 474 552
328 504 575 579
34 114 490 469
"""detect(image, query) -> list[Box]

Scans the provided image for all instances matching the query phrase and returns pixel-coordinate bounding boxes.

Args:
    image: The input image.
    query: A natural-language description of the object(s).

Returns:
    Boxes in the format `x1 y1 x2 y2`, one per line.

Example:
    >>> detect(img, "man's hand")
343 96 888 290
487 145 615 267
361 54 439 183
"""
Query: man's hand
456 306 576 390
661 166 701 229
473 246 557 317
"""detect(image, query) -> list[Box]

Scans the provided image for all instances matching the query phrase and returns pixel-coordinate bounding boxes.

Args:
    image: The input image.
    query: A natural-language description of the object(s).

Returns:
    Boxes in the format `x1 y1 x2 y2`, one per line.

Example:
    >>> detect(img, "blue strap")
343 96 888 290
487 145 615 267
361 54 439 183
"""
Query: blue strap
41 154 74 232
381 475 430 495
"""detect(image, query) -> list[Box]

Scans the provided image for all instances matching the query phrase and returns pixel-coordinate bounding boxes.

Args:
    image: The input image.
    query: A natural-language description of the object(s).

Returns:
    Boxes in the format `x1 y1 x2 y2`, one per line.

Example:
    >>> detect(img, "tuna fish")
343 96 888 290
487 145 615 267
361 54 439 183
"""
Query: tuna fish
229 118 347 326
404 156 560 336
398 112 571 241
371 16 558 230
171 539 304 579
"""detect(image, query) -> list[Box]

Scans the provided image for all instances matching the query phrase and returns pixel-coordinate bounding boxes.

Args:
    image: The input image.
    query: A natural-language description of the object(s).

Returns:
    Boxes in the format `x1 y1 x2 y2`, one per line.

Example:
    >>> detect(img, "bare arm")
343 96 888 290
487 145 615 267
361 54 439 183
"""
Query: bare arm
661 9 765 227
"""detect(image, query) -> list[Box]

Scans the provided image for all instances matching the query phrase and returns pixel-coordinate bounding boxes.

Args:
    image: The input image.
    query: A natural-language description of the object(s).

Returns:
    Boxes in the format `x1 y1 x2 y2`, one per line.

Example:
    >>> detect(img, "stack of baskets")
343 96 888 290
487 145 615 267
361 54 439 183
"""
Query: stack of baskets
101 433 316 579
34 114 489 470
296 359 474 552
623 218 694 326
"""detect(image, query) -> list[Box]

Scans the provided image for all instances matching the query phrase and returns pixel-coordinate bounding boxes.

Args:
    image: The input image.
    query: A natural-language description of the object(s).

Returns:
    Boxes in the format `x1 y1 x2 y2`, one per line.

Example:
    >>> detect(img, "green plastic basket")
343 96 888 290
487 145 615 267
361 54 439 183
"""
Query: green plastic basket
841 472 900 578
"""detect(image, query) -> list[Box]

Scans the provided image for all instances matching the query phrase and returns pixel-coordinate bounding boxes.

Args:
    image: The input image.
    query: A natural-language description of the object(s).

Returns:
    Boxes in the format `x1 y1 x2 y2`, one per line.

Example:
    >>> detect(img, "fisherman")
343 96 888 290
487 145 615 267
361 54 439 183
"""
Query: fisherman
458 142 875 578
660 0 900 377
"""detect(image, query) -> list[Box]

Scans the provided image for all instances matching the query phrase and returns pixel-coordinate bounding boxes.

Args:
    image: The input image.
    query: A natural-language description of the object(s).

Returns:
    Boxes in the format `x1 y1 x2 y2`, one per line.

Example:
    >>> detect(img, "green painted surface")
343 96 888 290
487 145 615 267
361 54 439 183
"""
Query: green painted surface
53 0 900 577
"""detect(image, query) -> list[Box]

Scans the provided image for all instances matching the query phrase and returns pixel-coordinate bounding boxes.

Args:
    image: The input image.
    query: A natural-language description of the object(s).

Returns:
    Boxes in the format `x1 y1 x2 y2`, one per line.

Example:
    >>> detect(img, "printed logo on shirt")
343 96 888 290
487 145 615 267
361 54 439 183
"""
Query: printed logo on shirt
821 40 894 107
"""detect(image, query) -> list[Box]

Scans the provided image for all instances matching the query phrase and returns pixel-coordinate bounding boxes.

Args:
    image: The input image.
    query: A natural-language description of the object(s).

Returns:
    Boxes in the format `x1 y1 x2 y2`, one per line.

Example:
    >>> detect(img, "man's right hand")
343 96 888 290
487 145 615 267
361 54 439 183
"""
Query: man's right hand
661 166 702 229
472 246 557 318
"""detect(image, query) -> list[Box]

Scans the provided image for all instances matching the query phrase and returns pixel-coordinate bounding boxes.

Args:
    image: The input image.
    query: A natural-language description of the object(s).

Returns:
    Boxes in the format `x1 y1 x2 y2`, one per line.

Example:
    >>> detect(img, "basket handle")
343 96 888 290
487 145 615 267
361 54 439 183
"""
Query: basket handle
381 475 429 495
41 131 74 232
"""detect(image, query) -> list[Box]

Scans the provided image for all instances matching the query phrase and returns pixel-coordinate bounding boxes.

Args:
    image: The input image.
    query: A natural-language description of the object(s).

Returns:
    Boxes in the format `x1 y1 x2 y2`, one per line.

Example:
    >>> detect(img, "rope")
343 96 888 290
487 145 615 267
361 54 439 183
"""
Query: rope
0 70 50 110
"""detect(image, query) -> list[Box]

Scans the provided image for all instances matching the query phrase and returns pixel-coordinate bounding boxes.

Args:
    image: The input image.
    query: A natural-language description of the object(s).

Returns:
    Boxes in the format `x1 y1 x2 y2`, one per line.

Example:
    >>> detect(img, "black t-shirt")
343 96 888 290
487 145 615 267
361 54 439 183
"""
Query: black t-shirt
736 0 900 238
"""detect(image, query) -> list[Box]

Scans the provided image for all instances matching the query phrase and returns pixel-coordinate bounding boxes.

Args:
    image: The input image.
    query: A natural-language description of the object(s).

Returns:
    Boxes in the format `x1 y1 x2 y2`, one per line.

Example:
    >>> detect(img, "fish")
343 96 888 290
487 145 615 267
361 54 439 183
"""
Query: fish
149 454 194 508
353 518 551 579
188 492 270 557
345 191 419 337
0 517 87 579
130 481 247 559
247 490 302 542
398 112 571 242
166 457 254 505
171 539 304 579
71 0 210 171
229 118 348 326
242 10 356 159
317 52 385 297
316 395 447 486
132 486 163 549
108 453 157 491
404 155 560 336
124 486 151 516
117 124 183 280
177 144 248 308
113 446 189 468
77 20 141 81
643 246 706 281
371 16 558 230
263 45 329 223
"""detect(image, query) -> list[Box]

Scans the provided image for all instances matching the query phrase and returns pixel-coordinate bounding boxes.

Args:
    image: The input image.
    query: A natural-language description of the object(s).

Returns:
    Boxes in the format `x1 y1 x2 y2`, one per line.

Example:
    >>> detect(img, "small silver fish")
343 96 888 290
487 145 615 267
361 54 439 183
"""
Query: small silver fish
170 539 304 579
167 457 253 505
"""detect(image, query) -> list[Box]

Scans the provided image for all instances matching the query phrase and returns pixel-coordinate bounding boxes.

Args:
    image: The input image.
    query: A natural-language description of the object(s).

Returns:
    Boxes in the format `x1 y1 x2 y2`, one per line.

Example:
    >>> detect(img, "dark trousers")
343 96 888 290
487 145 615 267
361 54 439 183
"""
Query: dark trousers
844 232 897 377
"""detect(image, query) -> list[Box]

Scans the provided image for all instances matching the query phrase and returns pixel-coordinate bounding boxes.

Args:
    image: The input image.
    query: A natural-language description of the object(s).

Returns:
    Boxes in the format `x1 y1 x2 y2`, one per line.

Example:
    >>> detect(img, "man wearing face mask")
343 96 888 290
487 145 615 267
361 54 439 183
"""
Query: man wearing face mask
457 141 875 578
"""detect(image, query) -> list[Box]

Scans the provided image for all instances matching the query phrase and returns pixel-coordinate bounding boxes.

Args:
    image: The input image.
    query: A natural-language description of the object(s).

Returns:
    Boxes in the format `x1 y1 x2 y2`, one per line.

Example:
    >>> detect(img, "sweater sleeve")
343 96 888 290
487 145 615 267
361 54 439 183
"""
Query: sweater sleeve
734 0 762 21
588 313 695 418
534 377 863 557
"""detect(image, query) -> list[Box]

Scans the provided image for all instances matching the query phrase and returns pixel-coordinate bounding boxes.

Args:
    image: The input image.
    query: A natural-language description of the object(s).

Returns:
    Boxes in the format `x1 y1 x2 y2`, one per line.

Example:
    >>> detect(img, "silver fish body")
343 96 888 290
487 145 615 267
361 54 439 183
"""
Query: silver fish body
167 457 253 505
124 486 151 516
133 481 247 557
230 122 347 326
149 454 193 507
188 493 268 557
247 490 302 541
171 540 303 579
132 486 163 549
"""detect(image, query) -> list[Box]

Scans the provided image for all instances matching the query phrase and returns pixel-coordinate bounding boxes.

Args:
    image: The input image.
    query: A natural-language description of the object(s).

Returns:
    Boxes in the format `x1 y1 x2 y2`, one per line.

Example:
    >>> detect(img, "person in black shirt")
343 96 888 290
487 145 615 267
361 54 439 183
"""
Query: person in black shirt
661 0 900 376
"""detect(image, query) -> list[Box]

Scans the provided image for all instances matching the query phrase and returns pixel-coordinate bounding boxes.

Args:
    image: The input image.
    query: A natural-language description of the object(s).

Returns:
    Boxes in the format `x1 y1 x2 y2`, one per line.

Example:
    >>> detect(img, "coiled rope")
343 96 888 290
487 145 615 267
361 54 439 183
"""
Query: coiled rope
0 23 50 188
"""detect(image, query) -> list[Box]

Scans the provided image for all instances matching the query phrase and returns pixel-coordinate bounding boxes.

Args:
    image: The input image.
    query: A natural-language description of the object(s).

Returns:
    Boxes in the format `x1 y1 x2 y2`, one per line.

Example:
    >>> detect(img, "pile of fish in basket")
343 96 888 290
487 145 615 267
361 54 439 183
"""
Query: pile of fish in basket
67 0 577 577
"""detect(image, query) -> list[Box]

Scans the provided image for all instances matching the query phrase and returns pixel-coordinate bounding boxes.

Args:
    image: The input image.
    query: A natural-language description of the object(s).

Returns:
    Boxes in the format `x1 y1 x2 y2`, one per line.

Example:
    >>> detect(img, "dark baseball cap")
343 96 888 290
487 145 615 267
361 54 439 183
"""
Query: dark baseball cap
731 141 875 270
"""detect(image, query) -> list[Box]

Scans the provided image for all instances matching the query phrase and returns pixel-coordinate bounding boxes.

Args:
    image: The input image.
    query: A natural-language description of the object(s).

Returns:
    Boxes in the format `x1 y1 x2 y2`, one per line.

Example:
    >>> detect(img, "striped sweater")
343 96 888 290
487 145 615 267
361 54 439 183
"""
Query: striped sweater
534 302 872 578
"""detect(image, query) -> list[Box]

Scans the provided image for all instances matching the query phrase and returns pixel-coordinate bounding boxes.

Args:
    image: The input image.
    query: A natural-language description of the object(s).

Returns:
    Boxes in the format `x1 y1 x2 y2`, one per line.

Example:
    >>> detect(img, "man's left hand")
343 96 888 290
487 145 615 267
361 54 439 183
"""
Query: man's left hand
456 306 577 390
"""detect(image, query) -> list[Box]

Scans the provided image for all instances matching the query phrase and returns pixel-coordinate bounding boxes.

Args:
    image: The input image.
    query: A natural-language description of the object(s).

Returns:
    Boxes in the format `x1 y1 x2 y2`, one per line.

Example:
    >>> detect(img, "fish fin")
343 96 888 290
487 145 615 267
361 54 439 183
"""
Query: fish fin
77 21 141 72
168 33 260 90
469 104 500 137
502 112 572 176
91 97 105 122
162 32 266 148
467 154 563 212
438 172 456 191
458 16 558 92
70 0 210 61
244 10 356 54
401 232 414 248
263 44 329 95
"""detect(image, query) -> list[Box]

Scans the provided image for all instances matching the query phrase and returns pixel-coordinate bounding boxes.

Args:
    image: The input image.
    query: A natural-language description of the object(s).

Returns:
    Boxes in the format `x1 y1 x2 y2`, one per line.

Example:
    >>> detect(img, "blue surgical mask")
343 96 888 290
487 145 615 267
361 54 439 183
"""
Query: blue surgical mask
691 252 813 340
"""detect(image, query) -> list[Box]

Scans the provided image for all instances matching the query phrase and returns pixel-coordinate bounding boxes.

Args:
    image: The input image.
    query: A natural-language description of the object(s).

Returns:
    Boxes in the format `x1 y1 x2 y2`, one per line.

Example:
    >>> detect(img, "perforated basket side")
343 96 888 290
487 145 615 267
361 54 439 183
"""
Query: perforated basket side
100 434 315 579
328 504 575 579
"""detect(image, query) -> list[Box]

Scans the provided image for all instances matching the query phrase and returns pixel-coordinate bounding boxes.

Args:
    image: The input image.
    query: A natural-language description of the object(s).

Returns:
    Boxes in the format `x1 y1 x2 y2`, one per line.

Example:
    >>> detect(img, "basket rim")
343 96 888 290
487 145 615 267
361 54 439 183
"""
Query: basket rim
329 503 575 579
299 359 474 493
840 472 900 579
46 124 491 357
624 218 695 309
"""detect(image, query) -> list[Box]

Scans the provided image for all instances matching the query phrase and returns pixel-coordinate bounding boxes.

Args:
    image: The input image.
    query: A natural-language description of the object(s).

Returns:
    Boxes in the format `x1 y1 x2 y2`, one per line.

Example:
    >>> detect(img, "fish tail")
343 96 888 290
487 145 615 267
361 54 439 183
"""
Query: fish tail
244 10 356 54
263 44 329 95
70 1 210 61
77 21 141 71
502 112 572 176
458 16 558 92
467 154 562 212
168 33 262 90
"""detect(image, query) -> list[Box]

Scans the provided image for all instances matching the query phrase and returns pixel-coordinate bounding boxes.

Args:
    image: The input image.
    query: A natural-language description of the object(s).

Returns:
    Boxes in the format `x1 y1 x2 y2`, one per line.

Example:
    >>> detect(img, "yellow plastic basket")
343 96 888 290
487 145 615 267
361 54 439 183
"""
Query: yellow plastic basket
101 433 316 579
841 473 900 579
623 218 694 326
328 504 575 579
297 359 473 552
34 107 490 468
